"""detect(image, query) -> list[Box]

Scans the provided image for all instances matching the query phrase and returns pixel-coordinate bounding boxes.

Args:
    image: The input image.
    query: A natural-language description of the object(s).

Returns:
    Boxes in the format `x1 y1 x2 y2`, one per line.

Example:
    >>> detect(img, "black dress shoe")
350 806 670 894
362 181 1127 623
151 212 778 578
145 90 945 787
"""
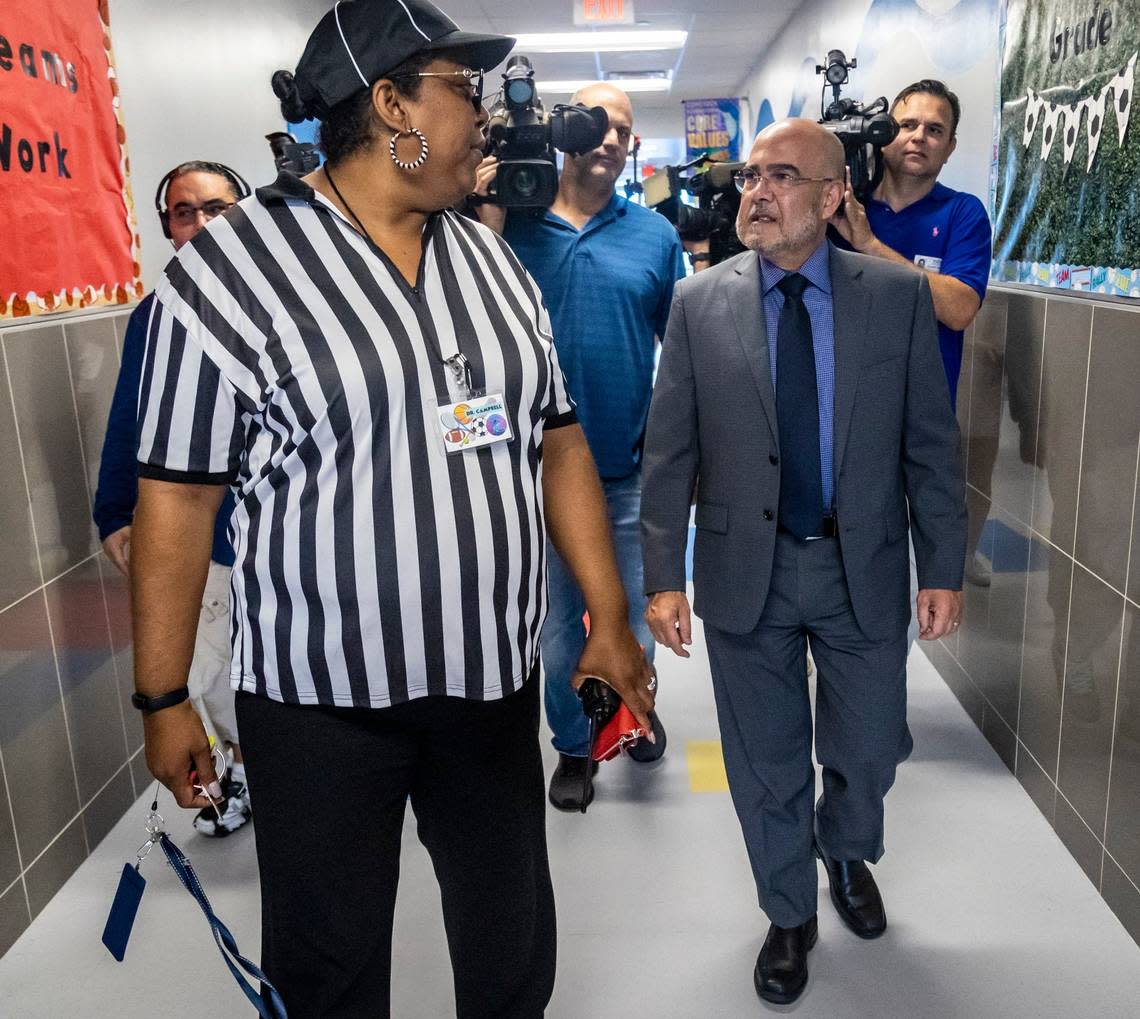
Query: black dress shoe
548 753 599 811
754 915 817 1005
814 841 887 939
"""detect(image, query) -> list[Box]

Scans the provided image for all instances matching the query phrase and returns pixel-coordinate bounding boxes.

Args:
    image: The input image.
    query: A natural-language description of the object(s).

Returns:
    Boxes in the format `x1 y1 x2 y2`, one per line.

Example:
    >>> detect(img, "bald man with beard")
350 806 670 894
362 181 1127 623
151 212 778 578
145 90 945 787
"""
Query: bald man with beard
641 119 966 1004
475 83 685 811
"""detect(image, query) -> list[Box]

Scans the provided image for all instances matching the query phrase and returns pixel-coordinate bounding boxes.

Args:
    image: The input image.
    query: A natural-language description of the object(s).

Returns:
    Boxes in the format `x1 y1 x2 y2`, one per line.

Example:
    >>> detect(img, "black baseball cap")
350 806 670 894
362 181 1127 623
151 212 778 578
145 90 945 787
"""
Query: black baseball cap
294 0 514 118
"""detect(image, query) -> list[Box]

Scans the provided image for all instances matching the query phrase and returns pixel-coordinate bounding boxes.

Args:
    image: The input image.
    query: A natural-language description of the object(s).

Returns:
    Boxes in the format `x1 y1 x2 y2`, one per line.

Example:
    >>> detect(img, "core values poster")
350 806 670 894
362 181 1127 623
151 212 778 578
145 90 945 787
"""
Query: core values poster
992 0 1140 294
683 98 743 163
0 0 142 318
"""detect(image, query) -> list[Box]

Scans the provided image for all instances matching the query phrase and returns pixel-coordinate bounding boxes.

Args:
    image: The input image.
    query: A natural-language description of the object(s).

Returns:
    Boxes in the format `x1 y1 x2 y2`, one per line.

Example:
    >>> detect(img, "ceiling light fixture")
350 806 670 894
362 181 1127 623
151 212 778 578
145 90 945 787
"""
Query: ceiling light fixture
539 77 674 94
513 30 687 53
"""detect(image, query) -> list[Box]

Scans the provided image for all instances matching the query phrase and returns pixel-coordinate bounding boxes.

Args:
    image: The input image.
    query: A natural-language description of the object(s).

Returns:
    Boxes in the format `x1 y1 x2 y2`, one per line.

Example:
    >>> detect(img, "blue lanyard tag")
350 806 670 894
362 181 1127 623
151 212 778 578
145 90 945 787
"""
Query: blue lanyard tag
102 863 146 962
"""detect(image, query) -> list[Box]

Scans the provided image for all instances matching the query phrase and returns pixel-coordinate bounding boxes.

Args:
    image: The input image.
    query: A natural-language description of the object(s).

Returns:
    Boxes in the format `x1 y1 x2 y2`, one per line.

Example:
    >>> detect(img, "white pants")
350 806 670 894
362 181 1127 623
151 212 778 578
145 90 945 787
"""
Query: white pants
187 560 238 747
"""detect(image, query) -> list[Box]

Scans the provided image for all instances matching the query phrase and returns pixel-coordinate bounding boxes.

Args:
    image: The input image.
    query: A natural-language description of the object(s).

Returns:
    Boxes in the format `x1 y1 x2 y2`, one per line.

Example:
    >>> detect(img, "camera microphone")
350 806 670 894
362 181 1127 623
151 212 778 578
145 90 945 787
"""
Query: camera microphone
815 48 898 203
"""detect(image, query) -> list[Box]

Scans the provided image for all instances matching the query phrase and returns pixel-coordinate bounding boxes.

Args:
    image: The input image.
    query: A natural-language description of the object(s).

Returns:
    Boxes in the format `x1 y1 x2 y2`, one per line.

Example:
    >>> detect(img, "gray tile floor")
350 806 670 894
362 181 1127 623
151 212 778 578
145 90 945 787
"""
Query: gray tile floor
2 623 1140 1017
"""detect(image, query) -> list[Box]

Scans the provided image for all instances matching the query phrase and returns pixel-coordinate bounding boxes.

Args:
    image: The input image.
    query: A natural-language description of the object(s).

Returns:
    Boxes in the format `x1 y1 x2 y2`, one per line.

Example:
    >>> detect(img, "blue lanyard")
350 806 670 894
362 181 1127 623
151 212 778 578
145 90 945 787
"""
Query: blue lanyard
159 833 288 1018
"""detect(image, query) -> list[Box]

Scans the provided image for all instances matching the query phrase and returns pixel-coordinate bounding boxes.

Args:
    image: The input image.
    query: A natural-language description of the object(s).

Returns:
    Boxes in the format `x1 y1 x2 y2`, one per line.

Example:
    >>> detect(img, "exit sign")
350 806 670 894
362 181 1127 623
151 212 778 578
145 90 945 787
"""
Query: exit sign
574 0 635 26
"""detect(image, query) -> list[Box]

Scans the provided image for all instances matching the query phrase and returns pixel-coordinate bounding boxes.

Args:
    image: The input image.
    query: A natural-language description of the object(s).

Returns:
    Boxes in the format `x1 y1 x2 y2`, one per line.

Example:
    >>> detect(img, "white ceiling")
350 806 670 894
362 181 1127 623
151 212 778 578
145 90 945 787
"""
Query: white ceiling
306 1 801 138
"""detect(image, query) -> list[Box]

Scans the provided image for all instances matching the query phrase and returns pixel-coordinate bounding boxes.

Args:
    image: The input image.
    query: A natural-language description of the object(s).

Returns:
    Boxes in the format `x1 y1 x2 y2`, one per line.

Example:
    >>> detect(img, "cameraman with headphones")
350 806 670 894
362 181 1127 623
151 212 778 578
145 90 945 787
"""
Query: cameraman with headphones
93 160 252 838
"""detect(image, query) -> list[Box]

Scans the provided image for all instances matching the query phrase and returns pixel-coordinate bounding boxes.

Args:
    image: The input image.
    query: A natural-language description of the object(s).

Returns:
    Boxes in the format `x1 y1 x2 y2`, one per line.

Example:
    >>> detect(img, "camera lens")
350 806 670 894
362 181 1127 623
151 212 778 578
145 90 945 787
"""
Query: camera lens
507 79 534 106
512 167 540 199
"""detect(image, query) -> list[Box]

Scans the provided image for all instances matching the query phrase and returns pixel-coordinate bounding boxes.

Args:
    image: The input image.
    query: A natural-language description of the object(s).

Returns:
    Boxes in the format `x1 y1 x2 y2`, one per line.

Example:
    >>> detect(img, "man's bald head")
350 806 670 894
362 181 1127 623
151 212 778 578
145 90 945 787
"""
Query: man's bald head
735 117 846 269
754 118 846 180
560 82 635 195
570 82 634 123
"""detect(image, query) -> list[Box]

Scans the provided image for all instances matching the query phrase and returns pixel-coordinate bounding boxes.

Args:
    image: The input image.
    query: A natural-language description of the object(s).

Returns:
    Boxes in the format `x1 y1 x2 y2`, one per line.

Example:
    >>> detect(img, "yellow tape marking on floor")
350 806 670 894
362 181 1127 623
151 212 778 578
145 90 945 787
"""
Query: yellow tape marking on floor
686 740 729 792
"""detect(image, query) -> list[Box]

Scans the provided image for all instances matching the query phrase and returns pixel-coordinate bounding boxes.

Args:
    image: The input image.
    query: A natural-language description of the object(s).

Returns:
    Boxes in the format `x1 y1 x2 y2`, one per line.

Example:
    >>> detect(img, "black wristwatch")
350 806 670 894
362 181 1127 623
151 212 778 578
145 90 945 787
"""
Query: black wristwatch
131 686 190 713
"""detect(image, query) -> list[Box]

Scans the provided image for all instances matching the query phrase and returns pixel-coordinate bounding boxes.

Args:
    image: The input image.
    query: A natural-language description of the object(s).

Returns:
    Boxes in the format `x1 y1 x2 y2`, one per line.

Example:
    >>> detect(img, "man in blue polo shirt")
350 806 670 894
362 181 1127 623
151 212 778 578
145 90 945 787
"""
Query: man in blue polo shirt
476 82 685 810
832 80 993 591
830 79 991 410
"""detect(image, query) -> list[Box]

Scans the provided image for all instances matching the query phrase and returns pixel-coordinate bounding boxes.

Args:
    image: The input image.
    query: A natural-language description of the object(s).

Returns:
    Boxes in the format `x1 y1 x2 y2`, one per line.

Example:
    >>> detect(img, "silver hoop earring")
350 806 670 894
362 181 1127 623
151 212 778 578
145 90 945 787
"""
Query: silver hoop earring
389 128 429 170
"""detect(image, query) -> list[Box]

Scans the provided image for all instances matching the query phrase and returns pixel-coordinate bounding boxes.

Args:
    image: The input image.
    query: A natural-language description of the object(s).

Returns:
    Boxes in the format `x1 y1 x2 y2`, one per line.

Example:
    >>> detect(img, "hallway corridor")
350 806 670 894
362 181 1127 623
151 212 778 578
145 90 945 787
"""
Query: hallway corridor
1 629 1139 1017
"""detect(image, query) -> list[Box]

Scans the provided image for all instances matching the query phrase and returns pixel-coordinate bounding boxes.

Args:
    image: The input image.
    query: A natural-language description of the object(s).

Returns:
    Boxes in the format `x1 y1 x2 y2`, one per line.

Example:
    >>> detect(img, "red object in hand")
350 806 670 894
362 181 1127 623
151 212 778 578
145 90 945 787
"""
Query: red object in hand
591 703 650 762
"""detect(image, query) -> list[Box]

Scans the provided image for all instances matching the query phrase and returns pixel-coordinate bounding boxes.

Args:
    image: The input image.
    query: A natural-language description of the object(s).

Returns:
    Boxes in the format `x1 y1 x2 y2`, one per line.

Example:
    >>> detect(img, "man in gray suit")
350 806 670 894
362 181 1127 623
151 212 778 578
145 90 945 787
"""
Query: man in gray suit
641 119 966 1005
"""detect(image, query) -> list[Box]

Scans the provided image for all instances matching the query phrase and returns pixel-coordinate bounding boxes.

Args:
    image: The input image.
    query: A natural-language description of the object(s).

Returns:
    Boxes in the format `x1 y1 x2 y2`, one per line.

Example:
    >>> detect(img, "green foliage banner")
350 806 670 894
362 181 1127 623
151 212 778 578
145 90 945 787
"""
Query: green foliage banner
993 0 1139 294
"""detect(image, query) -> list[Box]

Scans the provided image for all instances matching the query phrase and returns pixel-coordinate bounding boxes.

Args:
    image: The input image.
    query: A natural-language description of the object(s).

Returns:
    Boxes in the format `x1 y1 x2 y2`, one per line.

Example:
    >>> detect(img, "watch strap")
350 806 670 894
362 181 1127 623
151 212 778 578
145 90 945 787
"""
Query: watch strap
131 686 190 713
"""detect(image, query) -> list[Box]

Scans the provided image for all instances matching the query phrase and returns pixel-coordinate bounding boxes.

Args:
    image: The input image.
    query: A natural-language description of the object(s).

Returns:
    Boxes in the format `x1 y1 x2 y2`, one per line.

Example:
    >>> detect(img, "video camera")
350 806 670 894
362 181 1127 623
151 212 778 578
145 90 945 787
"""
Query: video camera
480 55 609 208
815 50 898 203
643 156 745 267
265 131 320 176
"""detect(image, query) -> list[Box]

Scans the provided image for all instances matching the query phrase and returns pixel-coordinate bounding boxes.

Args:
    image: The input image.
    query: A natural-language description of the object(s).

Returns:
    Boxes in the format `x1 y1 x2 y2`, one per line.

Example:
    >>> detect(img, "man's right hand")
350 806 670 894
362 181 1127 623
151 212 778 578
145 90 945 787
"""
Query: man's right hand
143 700 222 809
828 169 876 252
645 590 693 658
472 156 506 234
102 525 131 577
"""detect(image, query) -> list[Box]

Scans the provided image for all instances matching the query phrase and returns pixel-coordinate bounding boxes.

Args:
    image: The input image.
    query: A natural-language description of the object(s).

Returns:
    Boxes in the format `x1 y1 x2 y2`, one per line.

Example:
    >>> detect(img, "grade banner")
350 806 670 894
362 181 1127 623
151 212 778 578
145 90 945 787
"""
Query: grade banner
0 0 142 318
992 0 1140 295
683 98 743 163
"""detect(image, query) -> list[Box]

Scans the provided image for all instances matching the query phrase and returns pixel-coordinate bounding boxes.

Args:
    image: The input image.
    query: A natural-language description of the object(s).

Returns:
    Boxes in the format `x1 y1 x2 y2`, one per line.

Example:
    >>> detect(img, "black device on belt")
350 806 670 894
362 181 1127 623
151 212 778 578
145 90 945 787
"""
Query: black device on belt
779 512 838 540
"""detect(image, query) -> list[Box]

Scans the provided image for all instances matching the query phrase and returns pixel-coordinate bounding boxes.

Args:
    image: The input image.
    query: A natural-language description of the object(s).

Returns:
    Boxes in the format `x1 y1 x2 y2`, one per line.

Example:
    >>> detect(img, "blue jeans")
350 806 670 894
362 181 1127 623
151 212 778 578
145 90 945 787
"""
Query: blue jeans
541 472 656 757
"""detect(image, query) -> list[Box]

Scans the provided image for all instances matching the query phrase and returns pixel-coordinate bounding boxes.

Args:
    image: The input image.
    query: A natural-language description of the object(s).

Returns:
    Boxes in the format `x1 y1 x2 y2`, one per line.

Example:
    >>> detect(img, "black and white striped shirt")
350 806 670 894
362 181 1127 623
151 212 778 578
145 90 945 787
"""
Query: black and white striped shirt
138 172 575 709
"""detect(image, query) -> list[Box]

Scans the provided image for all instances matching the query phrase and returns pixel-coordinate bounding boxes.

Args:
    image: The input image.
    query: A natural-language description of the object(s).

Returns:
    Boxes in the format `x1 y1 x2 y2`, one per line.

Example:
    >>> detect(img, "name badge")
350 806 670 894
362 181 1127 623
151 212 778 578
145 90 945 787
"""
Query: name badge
438 393 513 454
914 255 942 272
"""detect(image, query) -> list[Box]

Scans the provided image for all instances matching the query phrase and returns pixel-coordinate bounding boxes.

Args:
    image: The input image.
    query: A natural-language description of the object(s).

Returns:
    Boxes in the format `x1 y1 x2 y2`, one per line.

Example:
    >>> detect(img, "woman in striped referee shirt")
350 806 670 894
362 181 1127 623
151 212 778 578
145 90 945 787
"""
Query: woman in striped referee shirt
128 1 655 1015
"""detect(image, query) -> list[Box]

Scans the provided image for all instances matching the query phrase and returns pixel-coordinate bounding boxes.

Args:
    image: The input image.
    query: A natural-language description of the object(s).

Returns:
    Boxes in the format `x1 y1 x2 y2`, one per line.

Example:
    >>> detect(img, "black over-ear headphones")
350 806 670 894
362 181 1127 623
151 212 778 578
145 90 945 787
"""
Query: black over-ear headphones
154 161 252 239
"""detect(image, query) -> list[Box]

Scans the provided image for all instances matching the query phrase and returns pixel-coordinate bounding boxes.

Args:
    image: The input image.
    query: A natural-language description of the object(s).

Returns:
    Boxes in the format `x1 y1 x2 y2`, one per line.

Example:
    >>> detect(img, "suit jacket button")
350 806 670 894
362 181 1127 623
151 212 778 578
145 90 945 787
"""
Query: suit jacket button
763 509 773 521
769 454 779 465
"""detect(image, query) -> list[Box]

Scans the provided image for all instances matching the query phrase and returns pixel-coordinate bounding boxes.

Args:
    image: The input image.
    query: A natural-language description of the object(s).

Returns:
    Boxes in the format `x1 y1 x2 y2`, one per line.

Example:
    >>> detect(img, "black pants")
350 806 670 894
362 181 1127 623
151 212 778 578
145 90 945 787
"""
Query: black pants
236 673 556 1018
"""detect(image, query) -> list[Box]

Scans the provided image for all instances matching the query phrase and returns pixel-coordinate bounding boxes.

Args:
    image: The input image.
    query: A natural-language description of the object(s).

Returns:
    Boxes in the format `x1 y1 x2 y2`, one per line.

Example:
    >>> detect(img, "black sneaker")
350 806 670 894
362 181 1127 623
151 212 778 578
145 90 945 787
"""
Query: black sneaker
548 753 598 812
193 775 252 837
626 710 667 763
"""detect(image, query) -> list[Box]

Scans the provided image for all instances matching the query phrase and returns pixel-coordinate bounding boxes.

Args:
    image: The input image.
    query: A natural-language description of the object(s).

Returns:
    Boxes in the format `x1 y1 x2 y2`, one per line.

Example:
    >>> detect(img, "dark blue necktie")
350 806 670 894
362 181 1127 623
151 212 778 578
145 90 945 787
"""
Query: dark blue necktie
775 272 823 540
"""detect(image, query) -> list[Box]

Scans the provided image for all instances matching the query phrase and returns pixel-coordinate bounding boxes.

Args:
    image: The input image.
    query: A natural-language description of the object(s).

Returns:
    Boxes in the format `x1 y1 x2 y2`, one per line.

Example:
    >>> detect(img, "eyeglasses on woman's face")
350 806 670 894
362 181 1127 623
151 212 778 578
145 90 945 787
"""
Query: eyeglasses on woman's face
392 68 484 111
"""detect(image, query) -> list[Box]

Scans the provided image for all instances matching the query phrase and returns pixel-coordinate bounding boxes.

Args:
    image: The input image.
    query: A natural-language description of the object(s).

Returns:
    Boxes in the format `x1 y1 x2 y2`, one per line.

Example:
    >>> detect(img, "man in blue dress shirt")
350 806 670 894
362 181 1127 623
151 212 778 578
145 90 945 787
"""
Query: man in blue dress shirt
642 118 965 1004
93 161 249 837
476 83 685 810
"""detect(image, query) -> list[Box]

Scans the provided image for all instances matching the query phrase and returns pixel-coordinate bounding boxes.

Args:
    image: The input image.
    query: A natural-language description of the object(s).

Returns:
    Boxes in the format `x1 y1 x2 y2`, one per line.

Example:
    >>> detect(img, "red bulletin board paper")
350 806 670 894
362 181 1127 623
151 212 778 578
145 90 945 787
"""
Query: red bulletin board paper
0 0 142 318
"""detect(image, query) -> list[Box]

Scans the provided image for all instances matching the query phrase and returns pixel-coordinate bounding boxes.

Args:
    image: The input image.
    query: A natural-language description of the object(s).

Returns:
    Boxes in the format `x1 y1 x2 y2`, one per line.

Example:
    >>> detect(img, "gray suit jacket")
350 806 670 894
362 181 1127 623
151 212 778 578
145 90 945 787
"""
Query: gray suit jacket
640 243 967 640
